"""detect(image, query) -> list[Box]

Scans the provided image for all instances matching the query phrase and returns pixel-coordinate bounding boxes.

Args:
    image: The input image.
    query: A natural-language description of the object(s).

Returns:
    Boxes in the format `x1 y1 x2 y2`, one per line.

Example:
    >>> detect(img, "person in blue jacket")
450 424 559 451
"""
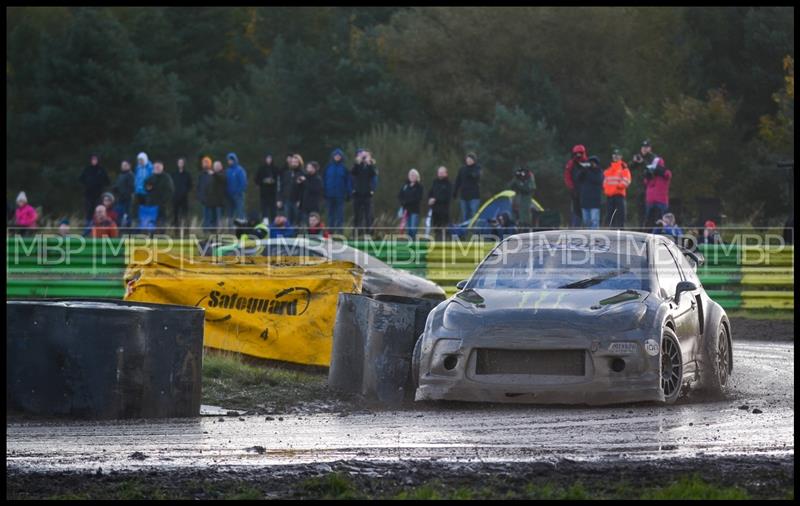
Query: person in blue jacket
225 152 247 225
133 152 153 226
269 215 296 238
323 148 352 231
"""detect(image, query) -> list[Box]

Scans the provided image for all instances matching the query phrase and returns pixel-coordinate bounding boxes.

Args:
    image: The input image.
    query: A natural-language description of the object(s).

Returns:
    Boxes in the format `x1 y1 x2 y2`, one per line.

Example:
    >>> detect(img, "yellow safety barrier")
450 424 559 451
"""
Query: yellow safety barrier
124 252 363 366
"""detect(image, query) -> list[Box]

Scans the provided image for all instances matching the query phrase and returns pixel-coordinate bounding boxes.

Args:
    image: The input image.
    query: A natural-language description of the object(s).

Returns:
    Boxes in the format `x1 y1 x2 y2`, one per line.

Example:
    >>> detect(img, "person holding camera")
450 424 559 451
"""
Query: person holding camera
631 139 671 229
350 148 378 235
509 165 537 228
564 145 590 227
284 153 305 226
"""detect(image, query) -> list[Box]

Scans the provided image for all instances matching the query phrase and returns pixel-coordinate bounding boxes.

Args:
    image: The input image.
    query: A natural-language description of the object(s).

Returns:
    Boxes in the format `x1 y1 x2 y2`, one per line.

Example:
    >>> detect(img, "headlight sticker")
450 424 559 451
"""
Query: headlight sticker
644 339 660 356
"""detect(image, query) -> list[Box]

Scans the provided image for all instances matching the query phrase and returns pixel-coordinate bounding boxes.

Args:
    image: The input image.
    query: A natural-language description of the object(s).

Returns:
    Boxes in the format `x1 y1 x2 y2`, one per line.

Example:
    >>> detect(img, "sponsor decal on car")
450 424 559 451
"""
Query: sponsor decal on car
644 339 660 356
608 342 638 354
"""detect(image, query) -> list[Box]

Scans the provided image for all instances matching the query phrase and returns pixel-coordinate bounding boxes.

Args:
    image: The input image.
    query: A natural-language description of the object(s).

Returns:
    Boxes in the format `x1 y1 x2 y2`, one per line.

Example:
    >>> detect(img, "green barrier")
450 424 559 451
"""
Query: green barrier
6 279 125 298
5 238 793 309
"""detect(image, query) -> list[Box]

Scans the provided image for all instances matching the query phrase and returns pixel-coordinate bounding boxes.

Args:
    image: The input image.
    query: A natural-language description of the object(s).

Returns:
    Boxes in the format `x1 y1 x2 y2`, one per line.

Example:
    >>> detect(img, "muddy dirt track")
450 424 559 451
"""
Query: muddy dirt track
7 340 793 473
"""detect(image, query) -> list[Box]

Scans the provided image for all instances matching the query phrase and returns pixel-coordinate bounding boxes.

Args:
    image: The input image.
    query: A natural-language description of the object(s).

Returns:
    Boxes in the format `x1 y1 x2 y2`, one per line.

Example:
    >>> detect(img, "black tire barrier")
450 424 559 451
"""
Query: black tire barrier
328 293 371 394
7 299 204 419
329 293 440 405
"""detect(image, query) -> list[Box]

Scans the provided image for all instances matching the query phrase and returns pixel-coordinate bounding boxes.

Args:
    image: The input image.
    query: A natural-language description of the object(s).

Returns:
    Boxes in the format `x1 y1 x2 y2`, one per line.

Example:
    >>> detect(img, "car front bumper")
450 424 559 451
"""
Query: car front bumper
415 330 664 405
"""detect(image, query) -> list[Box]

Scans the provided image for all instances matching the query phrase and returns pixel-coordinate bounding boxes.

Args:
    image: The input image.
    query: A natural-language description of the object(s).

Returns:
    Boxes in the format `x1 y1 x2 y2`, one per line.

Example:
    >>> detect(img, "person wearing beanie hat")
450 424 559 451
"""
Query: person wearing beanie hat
701 219 723 245
225 152 248 225
79 153 110 225
564 144 590 227
454 152 482 222
14 191 38 234
603 148 631 228
101 191 119 225
323 148 351 231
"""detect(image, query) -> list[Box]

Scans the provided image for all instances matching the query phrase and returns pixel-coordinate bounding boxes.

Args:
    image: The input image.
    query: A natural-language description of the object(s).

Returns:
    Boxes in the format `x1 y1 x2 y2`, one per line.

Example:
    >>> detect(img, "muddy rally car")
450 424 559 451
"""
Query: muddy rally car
413 230 733 405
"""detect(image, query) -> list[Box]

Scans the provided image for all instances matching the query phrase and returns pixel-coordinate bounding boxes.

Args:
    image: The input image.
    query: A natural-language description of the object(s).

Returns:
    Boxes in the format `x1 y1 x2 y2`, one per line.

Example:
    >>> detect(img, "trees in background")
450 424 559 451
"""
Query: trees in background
6 6 795 225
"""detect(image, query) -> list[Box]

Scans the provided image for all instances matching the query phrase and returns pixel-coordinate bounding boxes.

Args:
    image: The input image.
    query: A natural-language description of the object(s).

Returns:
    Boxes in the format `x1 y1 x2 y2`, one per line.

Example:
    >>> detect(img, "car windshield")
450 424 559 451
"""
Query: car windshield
467 237 649 291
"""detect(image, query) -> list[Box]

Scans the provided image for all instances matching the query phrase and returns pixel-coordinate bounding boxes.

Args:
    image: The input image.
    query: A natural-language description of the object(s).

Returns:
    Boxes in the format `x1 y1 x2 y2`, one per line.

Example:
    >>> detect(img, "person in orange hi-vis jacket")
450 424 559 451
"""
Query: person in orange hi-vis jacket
603 148 631 228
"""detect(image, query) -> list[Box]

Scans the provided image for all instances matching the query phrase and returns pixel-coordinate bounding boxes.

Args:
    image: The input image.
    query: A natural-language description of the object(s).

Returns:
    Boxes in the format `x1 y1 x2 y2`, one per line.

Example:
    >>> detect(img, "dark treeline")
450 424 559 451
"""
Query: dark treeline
6 6 794 226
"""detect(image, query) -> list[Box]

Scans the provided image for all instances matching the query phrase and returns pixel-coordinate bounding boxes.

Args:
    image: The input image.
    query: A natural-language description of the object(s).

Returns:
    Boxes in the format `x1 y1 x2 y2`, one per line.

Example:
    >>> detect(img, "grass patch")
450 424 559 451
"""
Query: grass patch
201 350 331 411
727 309 795 321
297 472 362 499
640 475 750 500
394 482 479 500
524 482 590 500
223 486 263 500
11 471 789 500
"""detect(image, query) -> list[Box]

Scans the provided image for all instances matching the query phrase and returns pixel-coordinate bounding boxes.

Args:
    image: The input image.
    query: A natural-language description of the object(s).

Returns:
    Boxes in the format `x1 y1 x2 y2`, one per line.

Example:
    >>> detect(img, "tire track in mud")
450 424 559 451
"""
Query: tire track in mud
6 339 792 472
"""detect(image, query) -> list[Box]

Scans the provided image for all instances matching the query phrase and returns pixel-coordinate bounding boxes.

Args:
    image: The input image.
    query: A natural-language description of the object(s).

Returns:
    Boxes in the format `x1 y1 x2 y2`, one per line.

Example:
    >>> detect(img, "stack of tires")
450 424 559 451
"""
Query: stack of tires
329 294 440 406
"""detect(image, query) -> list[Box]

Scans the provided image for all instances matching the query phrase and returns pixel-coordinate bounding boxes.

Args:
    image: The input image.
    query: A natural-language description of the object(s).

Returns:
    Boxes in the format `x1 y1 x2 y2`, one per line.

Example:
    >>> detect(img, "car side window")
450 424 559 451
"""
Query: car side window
654 243 683 299
671 244 701 287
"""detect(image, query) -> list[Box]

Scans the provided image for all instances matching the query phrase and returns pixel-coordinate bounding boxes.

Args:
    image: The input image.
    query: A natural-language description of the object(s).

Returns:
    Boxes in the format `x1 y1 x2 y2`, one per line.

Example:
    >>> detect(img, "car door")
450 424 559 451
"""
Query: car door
654 241 700 365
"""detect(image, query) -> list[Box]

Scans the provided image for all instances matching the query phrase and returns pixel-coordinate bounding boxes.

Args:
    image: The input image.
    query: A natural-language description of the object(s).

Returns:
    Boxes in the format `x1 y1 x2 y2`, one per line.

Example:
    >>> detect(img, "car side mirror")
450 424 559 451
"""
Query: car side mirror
682 249 705 269
675 281 697 303
456 280 468 290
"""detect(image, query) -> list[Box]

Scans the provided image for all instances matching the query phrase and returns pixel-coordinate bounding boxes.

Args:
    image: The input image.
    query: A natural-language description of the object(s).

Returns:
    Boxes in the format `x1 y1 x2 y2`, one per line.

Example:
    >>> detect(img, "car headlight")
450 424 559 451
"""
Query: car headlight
599 302 647 331
442 301 473 330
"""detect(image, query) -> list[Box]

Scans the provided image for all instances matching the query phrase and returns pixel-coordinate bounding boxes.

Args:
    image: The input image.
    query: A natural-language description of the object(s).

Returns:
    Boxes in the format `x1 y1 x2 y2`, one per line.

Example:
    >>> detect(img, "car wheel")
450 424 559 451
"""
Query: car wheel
700 321 732 397
411 334 423 390
660 327 684 404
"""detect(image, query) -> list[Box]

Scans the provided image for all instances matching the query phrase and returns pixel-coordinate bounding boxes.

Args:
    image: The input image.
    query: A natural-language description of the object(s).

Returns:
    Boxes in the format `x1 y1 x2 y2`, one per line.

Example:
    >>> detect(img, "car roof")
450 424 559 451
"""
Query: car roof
249 237 391 269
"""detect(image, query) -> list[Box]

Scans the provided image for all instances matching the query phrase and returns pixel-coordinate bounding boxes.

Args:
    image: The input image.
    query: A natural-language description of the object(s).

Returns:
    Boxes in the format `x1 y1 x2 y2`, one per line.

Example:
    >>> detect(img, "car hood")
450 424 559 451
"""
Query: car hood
446 288 650 332
364 267 446 300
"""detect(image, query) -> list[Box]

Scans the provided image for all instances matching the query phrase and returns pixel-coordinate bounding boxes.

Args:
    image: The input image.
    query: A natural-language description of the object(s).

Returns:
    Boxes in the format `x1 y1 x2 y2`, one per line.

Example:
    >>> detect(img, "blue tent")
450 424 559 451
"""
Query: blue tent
449 190 545 238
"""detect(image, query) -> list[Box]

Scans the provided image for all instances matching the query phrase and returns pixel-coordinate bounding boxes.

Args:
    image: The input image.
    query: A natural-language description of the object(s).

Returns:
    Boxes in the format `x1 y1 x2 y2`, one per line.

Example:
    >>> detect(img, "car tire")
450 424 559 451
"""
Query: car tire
411 334 423 390
700 320 733 397
661 327 684 404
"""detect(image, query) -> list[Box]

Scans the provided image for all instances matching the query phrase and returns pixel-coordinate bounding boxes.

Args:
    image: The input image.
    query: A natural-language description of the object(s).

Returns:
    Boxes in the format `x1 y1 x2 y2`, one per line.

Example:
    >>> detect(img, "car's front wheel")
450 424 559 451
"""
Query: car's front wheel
661 327 684 404
700 321 733 397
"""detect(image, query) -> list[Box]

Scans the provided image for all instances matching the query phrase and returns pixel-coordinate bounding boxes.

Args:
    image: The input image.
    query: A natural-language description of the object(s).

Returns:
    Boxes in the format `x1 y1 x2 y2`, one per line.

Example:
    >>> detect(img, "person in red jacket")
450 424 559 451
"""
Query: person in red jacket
603 148 632 228
564 144 590 227
631 139 671 228
307 212 330 239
